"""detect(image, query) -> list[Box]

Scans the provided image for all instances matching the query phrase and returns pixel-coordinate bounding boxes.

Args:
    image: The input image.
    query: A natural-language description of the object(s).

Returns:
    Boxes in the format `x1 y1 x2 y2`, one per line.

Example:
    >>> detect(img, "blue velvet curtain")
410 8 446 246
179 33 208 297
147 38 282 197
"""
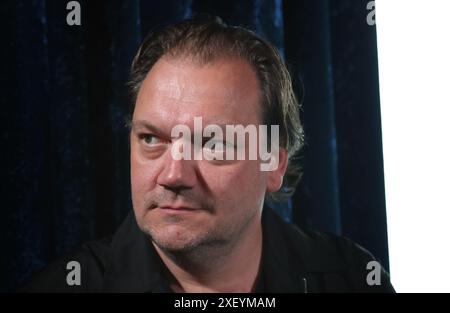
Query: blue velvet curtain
0 0 388 292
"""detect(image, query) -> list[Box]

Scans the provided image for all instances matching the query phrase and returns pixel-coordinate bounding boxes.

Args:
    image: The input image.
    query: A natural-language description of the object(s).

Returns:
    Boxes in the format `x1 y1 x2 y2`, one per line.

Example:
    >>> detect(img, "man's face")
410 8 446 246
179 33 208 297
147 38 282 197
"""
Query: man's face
130 56 285 253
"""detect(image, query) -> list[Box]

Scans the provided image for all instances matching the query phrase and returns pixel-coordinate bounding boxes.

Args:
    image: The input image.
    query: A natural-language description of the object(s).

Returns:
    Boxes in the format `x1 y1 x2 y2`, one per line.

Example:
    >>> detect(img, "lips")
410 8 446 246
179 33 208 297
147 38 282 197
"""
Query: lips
159 206 198 212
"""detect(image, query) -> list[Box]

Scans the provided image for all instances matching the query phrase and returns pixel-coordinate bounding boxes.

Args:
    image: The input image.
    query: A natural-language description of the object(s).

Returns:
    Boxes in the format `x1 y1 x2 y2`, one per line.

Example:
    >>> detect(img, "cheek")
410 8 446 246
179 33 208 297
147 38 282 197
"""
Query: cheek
200 161 267 205
130 148 159 207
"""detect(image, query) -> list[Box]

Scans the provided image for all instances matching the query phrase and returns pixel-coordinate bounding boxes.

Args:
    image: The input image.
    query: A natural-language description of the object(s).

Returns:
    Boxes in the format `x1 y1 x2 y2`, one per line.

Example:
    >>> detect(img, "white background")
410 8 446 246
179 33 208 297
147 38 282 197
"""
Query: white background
376 0 450 292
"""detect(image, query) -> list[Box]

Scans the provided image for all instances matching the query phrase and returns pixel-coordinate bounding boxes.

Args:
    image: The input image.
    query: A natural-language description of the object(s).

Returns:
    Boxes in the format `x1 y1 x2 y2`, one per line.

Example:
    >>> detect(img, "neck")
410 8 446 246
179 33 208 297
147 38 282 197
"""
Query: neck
153 213 263 293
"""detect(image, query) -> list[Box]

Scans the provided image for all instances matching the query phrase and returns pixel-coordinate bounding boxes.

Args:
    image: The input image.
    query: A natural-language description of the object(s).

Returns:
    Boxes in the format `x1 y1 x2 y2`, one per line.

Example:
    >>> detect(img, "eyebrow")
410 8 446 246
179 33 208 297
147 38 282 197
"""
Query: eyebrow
129 120 165 136
129 119 254 138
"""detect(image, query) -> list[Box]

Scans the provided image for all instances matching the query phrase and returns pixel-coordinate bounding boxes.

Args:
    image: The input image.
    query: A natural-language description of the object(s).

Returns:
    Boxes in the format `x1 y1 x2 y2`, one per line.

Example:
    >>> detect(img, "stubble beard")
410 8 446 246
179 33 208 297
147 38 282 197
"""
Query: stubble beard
139 204 260 269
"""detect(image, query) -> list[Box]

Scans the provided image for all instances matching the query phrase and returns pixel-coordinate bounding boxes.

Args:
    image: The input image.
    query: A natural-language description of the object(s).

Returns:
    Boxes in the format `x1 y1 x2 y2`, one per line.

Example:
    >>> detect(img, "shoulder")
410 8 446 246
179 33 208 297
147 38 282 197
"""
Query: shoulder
19 237 112 293
263 207 395 292
290 225 395 292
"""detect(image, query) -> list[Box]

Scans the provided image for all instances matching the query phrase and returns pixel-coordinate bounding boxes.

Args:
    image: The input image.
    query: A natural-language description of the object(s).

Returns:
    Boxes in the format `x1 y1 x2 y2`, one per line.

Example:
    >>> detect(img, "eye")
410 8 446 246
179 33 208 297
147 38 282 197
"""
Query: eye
204 140 223 151
202 139 236 161
140 134 165 146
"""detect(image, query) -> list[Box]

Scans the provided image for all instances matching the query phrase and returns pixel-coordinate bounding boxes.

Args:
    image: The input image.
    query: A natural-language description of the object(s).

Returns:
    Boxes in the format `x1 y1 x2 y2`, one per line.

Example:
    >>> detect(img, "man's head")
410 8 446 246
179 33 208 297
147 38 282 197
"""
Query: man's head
128 17 304 255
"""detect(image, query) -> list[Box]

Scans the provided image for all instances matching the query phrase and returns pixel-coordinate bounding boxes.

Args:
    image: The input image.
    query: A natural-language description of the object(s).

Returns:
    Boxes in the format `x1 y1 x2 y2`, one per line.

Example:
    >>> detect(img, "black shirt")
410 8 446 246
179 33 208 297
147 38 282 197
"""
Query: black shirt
21 206 395 293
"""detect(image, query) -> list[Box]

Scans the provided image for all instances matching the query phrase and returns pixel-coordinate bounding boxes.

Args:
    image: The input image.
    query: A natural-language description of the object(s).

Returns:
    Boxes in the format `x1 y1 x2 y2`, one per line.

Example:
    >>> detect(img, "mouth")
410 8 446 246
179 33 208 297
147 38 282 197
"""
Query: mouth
158 206 199 214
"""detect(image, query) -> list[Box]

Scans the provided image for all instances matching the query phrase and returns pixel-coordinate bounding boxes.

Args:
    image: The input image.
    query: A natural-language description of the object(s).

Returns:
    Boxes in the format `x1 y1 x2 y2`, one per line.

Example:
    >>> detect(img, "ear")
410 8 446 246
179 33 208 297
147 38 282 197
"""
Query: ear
266 147 288 193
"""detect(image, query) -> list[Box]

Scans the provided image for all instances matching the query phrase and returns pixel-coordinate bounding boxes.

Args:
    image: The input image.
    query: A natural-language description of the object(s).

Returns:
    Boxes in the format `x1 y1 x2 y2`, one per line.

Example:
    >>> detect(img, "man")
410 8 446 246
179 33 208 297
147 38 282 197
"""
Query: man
23 17 394 293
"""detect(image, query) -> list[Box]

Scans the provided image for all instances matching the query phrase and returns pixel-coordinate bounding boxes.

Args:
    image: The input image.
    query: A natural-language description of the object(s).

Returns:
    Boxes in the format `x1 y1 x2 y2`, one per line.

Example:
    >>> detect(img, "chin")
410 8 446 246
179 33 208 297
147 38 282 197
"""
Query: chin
153 236 206 255
144 223 202 252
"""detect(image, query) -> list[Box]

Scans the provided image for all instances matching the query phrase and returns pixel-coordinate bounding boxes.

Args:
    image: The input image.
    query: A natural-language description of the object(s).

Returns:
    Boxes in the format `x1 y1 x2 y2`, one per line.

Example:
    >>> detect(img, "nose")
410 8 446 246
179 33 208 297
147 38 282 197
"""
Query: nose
156 152 197 193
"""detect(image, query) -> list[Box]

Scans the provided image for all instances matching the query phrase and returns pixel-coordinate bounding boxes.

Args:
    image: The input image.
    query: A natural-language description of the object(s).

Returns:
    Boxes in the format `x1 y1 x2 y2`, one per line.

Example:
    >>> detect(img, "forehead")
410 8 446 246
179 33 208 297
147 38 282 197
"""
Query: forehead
133 57 262 130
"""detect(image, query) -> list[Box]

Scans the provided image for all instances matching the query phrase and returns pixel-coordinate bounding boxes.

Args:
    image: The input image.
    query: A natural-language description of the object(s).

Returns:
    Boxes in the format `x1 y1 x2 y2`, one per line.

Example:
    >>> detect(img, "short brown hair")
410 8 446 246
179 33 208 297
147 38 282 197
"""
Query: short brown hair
128 16 304 201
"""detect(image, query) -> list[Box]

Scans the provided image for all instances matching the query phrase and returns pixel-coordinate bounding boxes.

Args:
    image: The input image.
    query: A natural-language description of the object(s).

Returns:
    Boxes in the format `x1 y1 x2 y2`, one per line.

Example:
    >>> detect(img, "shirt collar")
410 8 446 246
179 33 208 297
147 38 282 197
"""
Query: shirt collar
102 206 342 292
102 212 171 292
